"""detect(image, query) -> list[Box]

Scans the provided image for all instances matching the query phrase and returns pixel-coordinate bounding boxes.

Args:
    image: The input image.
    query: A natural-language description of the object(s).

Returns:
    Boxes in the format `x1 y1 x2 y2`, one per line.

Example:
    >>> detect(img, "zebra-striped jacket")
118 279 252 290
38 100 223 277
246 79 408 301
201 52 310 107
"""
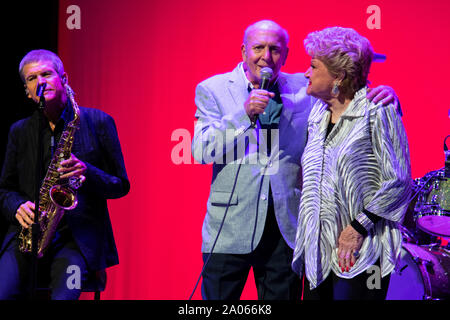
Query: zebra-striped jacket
292 87 411 289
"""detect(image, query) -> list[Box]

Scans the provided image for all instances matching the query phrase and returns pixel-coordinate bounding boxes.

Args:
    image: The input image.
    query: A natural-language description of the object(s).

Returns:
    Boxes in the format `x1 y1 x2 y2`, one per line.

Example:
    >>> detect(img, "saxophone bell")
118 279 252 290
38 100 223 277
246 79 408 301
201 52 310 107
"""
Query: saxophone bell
49 184 78 210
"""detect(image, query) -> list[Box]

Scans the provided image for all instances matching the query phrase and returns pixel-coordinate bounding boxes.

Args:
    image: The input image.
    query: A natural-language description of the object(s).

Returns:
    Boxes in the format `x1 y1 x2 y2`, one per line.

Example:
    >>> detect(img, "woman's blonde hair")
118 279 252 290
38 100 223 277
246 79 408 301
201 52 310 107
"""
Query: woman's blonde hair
304 27 374 97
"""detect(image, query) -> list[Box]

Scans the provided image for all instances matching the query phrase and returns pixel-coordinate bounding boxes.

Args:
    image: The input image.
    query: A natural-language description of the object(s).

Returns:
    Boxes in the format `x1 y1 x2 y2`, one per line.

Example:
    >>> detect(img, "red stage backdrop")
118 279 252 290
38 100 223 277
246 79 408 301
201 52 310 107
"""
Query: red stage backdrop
58 0 450 299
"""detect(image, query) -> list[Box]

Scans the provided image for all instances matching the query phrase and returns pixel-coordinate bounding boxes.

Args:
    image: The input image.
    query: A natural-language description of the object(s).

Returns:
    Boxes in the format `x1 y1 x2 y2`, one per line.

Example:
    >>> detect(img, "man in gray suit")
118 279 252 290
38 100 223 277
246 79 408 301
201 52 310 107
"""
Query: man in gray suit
192 20 397 300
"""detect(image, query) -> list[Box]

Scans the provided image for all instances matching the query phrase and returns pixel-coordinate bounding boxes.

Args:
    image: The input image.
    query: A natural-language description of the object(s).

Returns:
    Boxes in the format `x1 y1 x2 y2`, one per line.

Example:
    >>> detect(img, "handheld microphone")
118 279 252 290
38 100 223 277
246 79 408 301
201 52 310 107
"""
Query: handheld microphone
251 67 273 128
260 67 273 90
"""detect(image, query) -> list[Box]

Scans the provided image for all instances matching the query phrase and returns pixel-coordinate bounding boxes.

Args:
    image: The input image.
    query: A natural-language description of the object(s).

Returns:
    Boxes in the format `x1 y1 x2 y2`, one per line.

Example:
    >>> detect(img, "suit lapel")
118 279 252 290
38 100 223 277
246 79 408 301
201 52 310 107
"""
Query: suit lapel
227 64 250 120
226 64 265 158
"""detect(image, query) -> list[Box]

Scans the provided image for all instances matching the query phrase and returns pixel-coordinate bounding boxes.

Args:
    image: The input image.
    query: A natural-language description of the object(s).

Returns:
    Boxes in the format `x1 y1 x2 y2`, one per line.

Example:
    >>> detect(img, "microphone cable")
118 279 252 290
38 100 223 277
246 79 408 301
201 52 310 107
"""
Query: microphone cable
189 70 274 299
188 122 272 299
188 131 248 300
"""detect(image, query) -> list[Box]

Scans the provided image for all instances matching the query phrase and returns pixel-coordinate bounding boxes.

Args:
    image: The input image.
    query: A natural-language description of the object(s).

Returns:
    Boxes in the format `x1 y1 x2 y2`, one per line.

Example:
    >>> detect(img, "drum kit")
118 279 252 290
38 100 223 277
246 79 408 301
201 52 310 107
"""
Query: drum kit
386 168 450 300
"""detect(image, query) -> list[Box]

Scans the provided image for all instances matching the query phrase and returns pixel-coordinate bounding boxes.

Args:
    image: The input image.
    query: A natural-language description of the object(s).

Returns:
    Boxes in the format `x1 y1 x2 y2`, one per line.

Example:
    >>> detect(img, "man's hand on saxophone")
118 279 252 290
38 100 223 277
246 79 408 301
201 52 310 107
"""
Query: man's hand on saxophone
15 201 35 229
58 153 87 182
15 155 86 234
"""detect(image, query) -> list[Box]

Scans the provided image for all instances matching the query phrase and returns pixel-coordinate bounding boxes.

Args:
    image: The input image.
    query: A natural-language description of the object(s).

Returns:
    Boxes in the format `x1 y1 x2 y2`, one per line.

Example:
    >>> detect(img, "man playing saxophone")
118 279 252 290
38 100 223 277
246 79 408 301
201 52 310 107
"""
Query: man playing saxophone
0 49 129 299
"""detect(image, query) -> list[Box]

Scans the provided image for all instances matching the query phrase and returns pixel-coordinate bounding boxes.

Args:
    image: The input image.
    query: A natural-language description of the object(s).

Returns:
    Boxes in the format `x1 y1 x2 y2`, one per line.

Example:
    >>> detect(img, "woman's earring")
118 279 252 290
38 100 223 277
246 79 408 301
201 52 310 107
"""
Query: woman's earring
331 82 340 95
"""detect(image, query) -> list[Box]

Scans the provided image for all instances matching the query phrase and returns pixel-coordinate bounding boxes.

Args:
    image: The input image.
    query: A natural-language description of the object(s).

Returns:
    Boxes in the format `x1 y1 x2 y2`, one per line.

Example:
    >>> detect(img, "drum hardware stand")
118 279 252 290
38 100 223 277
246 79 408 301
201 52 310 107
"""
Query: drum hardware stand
396 264 408 276
444 135 449 178
425 242 442 251
415 257 435 300
414 257 433 269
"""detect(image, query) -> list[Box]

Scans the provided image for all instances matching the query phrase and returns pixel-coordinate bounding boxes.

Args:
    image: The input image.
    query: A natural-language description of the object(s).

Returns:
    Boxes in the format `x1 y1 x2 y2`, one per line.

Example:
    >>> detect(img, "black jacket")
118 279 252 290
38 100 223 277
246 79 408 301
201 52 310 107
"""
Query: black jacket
0 105 130 271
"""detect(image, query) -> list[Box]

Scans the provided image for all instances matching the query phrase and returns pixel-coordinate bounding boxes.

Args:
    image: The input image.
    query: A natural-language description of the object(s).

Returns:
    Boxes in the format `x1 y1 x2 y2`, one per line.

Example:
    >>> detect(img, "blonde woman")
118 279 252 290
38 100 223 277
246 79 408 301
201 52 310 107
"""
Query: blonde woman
292 27 411 300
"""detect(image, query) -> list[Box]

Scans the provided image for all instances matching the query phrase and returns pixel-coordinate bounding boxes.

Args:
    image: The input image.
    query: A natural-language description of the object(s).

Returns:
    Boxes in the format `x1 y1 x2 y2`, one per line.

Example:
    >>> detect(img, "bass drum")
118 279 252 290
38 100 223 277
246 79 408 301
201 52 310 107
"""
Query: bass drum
386 243 450 300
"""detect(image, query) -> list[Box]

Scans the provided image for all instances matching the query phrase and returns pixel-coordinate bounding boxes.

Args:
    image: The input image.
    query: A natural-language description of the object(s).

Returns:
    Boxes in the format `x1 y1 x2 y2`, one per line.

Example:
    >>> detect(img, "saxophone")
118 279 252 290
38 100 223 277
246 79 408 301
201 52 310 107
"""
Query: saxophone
19 84 81 258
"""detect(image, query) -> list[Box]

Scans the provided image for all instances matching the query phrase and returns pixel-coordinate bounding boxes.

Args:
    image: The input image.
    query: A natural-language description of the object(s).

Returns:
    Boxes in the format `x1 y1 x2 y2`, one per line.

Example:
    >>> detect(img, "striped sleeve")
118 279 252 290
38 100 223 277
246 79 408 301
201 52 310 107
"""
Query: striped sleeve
363 103 412 222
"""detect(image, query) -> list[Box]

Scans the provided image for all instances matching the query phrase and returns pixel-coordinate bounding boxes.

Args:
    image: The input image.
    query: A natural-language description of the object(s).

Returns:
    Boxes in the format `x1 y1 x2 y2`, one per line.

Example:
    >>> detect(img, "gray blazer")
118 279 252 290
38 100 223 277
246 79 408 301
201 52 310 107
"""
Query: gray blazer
192 63 314 254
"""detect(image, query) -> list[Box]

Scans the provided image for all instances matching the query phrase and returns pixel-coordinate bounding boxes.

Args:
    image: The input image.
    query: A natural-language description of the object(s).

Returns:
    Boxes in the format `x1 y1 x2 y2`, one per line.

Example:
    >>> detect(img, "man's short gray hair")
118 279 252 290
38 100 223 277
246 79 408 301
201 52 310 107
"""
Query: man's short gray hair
19 49 65 83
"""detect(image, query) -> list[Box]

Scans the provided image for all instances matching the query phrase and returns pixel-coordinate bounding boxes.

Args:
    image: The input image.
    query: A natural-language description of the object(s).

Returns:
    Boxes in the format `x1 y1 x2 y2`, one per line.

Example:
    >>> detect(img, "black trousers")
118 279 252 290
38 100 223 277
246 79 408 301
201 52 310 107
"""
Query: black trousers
0 226 89 300
303 259 391 300
201 203 301 300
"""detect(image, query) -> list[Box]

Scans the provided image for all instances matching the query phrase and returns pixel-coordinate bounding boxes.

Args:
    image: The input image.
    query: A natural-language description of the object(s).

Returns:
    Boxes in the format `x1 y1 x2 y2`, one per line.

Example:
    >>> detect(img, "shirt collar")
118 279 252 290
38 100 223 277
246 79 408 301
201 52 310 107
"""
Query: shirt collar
61 101 72 123
49 101 74 129
239 62 254 91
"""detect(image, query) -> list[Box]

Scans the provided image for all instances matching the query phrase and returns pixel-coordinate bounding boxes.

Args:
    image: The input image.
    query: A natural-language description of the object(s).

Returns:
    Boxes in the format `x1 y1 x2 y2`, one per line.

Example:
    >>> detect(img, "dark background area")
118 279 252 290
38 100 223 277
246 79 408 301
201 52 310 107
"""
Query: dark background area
1 1 59 245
